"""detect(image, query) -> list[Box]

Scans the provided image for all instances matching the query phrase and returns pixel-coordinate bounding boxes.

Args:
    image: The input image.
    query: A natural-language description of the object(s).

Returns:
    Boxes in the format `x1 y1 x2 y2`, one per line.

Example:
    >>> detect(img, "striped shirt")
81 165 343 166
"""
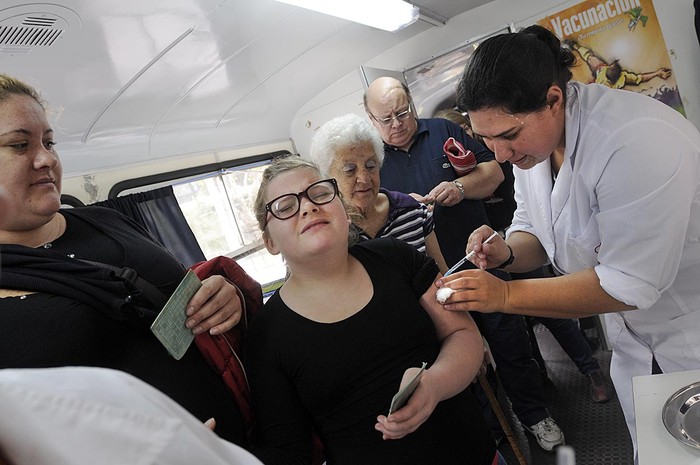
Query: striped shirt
358 188 434 252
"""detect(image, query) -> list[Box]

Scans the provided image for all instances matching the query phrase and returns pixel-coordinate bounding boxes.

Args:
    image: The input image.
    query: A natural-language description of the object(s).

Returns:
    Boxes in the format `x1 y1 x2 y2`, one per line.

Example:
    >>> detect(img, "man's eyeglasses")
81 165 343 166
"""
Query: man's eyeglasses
370 106 412 127
265 178 339 225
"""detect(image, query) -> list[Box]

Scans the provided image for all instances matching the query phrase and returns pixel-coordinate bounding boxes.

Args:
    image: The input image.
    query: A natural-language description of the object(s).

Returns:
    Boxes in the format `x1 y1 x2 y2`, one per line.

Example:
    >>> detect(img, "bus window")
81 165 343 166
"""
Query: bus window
173 163 286 287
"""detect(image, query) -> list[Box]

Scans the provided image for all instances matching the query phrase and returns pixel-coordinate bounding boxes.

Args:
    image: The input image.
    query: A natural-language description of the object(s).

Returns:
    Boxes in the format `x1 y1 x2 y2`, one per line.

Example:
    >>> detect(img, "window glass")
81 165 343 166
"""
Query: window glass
173 162 287 286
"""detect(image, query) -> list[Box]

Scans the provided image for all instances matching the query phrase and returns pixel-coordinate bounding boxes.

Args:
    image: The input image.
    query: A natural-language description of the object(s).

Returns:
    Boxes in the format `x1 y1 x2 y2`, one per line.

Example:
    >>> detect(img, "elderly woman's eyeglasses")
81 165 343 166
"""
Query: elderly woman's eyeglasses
371 106 412 127
265 178 339 223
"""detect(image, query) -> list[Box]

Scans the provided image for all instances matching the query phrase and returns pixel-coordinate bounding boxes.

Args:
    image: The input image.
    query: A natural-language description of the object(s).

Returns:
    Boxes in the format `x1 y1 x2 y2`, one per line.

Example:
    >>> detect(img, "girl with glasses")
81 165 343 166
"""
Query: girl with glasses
248 156 502 465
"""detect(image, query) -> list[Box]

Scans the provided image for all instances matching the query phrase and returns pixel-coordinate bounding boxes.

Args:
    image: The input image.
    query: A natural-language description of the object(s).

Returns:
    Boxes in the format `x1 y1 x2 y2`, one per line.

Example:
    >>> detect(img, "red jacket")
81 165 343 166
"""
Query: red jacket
191 256 263 444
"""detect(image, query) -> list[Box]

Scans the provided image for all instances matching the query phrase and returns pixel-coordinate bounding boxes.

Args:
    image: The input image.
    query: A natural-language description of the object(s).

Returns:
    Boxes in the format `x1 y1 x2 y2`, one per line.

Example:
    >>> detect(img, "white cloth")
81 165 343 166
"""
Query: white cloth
0 367 262 465
507 82 700 457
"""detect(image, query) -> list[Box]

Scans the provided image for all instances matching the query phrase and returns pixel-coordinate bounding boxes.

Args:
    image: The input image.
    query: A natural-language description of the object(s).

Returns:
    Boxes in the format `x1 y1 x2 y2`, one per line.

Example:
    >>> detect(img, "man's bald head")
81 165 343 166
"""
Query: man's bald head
363 77 417 150
363 77 409 113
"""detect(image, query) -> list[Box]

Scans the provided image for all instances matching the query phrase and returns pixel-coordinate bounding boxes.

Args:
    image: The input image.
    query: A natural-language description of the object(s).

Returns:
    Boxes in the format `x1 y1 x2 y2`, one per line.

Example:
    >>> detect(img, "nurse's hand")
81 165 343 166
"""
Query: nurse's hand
434 269 508 313
467 226 511 269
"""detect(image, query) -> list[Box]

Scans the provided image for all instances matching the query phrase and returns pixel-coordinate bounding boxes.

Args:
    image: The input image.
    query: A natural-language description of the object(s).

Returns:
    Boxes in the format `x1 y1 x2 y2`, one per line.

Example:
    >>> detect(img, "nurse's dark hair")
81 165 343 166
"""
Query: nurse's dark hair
0 74 44 108
456 25 575 114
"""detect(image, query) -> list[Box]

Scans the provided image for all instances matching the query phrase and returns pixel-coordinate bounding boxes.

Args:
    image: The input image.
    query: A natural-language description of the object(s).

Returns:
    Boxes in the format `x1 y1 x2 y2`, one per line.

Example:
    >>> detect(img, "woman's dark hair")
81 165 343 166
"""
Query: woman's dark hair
456 25 575 114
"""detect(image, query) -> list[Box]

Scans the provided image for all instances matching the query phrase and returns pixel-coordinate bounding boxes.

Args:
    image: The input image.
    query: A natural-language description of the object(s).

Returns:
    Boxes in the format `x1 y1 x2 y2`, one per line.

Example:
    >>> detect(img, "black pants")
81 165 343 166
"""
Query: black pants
471 311 550 427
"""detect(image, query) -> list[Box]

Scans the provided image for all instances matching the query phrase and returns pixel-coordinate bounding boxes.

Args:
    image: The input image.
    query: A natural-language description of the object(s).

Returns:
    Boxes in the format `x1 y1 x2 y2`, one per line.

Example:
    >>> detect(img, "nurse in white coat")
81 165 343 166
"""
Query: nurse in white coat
437 24 700 460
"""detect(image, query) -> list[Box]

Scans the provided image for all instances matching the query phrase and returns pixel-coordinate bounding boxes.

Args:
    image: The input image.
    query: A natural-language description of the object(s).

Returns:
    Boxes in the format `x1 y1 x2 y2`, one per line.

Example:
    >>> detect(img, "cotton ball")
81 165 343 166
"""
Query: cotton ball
436 287 455 304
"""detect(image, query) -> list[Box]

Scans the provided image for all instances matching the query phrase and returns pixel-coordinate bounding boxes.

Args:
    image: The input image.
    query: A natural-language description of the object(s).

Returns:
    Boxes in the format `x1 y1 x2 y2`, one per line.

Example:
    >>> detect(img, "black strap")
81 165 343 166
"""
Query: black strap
1 244 160 323
80 259 169 310
495 244 515 269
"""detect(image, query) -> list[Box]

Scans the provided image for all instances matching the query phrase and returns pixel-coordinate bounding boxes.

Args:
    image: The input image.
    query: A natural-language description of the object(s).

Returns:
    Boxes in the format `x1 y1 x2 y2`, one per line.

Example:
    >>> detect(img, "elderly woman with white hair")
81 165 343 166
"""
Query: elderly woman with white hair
307 113 448 273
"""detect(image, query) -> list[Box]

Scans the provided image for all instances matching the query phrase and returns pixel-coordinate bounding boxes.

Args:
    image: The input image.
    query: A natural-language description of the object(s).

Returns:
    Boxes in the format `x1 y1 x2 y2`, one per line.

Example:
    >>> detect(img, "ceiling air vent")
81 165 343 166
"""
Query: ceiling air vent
0 12 67 54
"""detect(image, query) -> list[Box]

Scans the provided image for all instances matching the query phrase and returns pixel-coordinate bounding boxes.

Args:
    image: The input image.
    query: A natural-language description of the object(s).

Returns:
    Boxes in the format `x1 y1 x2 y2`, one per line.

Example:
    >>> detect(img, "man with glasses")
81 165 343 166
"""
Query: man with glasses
364 77 566 453
363 77 503 266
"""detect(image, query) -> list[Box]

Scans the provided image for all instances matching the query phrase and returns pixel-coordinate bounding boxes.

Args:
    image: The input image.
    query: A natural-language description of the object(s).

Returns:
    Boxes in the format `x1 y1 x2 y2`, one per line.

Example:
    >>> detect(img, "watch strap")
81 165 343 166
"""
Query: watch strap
495 244 515 269
452 180 465 201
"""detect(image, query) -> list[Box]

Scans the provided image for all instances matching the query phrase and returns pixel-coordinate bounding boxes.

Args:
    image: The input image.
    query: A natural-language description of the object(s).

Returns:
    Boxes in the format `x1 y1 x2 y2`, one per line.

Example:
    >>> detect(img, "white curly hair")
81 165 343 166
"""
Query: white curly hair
306 113 385 177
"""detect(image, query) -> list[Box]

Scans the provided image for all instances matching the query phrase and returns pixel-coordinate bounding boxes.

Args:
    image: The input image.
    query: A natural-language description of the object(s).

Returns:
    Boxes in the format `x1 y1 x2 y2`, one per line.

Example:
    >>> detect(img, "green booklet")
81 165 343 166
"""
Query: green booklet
150 270 202 360
389 362 427 415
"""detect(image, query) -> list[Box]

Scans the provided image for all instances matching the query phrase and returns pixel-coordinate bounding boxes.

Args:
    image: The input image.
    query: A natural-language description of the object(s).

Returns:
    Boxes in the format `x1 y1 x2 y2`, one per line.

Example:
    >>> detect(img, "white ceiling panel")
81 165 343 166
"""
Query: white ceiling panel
0 0 495 176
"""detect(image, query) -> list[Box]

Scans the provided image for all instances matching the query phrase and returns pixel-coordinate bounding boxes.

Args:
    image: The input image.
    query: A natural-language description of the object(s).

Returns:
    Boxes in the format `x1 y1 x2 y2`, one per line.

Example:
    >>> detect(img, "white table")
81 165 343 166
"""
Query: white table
634 369 700 465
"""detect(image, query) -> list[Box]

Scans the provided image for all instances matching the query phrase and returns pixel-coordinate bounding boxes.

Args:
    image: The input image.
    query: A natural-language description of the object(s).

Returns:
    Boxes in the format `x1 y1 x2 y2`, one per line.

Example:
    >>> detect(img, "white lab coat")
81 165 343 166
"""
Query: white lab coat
507 82 700 456
0 367 263 465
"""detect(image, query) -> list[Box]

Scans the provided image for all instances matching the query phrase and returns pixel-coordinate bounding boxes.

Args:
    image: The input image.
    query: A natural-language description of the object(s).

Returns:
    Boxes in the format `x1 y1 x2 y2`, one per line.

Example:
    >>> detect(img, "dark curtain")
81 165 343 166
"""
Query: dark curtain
696 0 700 47
91 186 206 267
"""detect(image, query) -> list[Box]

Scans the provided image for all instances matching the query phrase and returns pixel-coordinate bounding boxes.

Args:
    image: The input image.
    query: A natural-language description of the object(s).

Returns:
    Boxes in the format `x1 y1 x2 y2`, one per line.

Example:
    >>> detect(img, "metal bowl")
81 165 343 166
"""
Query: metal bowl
662 381 700 449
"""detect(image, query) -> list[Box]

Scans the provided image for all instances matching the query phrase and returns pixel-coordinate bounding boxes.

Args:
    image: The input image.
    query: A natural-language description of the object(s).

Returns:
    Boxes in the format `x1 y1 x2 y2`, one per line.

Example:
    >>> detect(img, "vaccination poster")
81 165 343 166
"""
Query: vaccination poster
536 0 685 115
